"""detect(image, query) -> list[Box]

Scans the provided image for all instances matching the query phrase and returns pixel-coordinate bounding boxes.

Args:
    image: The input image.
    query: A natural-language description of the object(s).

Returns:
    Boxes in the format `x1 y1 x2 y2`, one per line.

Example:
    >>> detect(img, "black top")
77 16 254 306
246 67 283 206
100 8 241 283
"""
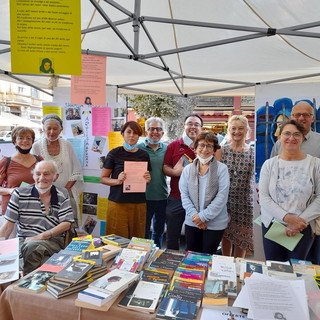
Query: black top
103 147 152 203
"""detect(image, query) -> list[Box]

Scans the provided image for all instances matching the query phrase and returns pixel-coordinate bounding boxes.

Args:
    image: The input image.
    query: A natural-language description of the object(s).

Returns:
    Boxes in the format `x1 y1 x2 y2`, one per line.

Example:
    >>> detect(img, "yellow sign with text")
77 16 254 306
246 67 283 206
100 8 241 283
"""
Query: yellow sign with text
10 0 81 75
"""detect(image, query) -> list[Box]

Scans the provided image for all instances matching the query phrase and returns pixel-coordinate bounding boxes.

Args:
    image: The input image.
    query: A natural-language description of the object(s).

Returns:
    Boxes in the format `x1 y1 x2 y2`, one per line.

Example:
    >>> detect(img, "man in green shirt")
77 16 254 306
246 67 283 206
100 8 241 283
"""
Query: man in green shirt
138 117 168 248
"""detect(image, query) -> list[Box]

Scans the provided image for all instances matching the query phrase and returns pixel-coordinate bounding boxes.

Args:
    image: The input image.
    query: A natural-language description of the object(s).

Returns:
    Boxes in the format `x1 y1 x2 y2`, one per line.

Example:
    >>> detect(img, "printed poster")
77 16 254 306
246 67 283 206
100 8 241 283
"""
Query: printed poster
10 0 81 75
71 54 107 105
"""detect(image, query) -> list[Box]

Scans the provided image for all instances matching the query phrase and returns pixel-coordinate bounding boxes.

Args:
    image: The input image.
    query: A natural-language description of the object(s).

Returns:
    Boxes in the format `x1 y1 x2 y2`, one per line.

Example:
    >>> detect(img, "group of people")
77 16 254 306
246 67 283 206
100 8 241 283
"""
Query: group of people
101 114 255 258
0 113 83 274
1 100 320 276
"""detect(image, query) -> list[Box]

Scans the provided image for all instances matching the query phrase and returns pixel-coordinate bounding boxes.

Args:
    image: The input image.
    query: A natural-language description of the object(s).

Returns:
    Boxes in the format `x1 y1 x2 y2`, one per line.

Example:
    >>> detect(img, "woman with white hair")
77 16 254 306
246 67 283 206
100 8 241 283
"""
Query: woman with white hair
216 115 254 258
31 114 83 224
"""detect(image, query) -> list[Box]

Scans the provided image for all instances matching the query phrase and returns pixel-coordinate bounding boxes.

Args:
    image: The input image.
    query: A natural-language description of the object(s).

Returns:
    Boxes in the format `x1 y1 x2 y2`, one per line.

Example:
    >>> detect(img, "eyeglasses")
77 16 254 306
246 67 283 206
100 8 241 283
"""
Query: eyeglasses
147 127 162 132
281 131 304 139
16 137 33 141
185 122 202 128
197 143 214 150
291 113 313 118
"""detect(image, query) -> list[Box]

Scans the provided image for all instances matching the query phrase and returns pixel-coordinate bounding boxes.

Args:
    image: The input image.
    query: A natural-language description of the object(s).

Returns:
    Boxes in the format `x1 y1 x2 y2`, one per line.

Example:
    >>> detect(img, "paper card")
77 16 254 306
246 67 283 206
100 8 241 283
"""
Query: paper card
264 221 303 251
123 161 147 193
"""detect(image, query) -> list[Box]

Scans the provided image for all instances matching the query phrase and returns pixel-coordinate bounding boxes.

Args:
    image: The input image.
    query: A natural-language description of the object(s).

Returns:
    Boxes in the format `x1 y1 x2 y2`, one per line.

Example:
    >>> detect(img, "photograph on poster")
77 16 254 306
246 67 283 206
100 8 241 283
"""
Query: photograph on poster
83 192 98 205
84 97 92 105
83 204 97 216
99 156 106 169
91 136 106 154
112 119 124 132
113 107 126 118
82 215 97 234
71 122 84 137
39 57 54 74
66 107 81 120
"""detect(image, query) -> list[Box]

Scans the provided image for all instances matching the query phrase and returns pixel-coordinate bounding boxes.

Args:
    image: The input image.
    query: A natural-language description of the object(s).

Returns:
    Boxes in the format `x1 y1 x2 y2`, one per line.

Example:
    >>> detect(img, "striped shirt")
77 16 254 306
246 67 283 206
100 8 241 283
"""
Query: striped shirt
5 185 74 238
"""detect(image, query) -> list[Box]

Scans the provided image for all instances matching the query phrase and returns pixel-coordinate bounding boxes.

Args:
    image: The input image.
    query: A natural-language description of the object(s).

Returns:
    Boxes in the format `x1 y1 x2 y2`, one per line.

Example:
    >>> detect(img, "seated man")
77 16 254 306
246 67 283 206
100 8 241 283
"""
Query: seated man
0 160 74 274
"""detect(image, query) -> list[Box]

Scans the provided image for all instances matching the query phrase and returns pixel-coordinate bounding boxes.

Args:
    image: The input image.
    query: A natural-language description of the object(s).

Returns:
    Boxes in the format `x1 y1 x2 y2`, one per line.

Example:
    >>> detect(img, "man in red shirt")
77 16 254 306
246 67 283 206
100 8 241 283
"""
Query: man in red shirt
163 114 203 250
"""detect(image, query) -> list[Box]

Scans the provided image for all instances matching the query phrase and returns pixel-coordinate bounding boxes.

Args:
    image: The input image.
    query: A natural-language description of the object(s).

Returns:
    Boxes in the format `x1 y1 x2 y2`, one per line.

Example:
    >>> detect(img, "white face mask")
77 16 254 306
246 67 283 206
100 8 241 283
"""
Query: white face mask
35 185 52 194
182 131 193 147
197 154 213 164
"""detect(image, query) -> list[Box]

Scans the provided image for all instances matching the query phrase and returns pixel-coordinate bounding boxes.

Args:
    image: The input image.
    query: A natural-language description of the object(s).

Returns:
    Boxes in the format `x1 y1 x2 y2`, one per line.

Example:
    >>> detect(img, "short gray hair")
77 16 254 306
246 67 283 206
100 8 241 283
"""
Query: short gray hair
34 160 59 175
144 117 165 131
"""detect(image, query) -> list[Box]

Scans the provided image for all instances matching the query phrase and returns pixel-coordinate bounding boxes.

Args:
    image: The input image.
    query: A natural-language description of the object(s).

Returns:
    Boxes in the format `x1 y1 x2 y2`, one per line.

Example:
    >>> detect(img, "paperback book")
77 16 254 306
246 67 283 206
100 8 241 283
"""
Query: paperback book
13 271 55 293
53 259 95 283
126 280 164 313
89 269 139 296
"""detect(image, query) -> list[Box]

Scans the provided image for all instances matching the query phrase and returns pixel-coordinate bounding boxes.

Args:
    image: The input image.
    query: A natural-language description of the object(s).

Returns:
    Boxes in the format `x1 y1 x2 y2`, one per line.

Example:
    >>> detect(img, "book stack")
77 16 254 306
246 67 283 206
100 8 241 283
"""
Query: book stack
13 251 74 293
147 249 185 279
100 234 130 248
156 251 210 320
46 259 96 298
100 244 123 262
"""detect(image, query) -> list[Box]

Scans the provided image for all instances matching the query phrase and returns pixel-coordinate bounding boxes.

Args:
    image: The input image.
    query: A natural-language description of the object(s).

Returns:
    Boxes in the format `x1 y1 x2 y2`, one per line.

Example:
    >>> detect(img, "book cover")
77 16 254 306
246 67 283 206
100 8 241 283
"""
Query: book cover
202 279 228 307
38 252 74 273
140 268 171 284
81 249 103 266
127 280 164 313
200 307 250 320
64 239 93 253
112 248 147 273
100 234 130 247
89 269 139 295
208 261 237 282
53 260 94 283
14 271 55 293
156 297 198 320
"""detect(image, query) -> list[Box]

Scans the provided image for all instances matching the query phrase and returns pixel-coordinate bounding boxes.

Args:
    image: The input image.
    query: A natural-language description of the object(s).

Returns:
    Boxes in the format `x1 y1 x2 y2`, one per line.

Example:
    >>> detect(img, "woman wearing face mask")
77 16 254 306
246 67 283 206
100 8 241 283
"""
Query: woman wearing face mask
179 131 230 254
0 126 41 214
31 114 83 224
101 121 152 239
216 115 254 258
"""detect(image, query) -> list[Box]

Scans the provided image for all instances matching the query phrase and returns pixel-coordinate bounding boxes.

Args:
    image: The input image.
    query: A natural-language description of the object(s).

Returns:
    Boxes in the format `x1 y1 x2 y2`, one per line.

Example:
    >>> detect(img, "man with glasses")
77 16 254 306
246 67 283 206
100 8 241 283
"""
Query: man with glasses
270 100 320 264
138 117 168 248
163 114 203 250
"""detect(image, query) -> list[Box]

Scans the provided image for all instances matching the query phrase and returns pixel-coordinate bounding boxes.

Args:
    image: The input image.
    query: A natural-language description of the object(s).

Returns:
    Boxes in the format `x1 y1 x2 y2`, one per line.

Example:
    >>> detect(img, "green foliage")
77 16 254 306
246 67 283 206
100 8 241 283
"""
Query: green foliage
128 95 177 119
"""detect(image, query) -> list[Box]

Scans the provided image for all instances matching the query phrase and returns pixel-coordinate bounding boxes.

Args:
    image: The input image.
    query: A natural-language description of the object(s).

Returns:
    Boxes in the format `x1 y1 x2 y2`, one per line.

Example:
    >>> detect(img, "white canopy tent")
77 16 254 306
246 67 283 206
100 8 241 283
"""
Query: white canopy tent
0 0 320 97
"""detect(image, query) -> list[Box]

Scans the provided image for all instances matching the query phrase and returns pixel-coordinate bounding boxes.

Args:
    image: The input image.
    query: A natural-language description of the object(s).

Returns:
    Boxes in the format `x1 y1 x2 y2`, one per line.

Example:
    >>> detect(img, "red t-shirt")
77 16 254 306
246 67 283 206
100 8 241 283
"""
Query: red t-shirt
163 138 196 199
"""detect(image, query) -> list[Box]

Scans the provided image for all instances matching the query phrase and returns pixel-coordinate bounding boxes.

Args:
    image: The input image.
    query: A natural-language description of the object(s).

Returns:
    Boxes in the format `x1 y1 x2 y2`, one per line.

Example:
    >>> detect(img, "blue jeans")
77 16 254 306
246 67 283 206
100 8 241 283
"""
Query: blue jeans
165 197 186 250
145 199 167 248
262 224 315 261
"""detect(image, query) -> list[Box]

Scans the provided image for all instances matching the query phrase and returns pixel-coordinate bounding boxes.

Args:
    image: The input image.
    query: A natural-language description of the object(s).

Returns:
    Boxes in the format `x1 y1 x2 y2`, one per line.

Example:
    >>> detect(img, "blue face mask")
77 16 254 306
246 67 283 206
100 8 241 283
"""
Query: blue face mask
147 138 160 145
123 141 138 150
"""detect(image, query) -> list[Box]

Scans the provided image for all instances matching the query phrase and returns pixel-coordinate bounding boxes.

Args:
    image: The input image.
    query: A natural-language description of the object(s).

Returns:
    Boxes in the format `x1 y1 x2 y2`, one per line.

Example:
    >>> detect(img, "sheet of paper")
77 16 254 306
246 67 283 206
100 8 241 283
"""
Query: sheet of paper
123 161 147 193
244 273 309 320
264 221 303 251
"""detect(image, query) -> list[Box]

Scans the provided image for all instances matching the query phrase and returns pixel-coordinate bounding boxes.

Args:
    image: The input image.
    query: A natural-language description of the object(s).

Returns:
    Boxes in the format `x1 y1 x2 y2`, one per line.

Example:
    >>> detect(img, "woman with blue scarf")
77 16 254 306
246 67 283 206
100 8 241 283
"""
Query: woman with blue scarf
101 121 151 238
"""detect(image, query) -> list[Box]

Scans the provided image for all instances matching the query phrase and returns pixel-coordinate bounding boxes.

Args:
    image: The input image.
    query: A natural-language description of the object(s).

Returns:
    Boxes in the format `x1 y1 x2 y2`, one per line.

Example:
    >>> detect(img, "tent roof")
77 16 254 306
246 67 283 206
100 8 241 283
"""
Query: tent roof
1 0 320 97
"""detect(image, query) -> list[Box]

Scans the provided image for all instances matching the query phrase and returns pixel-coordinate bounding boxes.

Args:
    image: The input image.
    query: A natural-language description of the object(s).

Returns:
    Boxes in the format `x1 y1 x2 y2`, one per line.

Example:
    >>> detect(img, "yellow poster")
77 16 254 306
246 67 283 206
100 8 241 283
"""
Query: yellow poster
10 0 81 75
42 105 63 119
97 197 108 221
108 132 124 150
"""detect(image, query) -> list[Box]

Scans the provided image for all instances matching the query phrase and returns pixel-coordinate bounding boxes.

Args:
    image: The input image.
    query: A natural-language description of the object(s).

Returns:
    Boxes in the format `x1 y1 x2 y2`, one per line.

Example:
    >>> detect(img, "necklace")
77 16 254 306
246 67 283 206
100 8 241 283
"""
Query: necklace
46 140 60 156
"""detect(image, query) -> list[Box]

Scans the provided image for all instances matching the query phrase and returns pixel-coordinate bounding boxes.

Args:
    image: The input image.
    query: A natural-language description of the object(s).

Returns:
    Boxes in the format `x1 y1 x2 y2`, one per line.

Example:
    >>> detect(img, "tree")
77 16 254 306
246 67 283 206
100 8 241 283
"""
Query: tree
127 94 198 141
